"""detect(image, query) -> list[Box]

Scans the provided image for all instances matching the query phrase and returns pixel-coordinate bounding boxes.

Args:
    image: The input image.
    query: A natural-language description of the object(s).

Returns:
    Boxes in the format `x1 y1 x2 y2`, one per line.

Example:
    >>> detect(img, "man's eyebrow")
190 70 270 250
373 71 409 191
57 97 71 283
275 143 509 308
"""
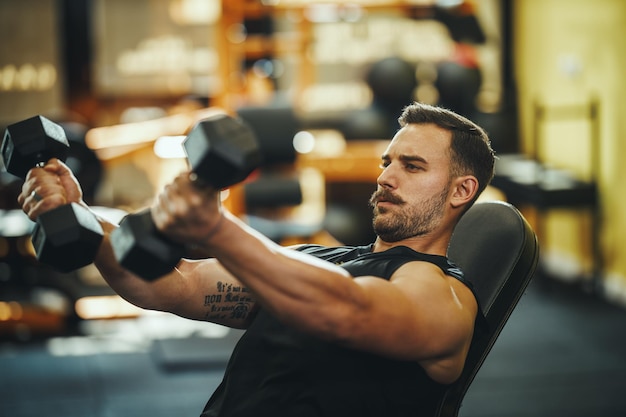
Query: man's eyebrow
381 153 428 164
400 154 428 164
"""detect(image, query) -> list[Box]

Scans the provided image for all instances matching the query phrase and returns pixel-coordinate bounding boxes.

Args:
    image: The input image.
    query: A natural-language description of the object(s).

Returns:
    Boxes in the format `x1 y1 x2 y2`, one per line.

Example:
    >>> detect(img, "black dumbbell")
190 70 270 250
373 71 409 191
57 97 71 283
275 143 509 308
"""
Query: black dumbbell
110 114 262 281
1 115 104 272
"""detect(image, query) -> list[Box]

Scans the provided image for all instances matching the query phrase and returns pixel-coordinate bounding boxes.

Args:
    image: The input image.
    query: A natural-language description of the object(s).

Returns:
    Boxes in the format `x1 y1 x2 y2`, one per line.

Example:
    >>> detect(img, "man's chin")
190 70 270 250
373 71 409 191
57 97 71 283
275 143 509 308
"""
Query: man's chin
373 219 400 240
374 232 403 244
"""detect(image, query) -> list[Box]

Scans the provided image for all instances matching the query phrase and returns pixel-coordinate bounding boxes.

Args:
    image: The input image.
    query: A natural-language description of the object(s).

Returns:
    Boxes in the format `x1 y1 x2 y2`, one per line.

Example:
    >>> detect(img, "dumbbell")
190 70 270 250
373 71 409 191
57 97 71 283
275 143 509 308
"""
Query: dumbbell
110 114 262 281
1 115 104 272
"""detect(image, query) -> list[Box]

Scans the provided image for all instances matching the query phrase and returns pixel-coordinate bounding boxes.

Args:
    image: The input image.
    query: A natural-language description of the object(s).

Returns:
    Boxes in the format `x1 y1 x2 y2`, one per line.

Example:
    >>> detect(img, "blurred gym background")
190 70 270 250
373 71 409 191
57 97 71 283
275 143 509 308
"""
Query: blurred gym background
1 0 626 416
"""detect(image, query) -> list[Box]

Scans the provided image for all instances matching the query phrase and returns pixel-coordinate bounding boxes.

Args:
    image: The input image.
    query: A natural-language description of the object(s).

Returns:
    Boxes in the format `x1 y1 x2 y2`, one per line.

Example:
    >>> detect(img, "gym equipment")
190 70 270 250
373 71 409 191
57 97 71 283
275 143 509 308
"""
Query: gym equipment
1 115 104 272
110 114 261 281
435 201 539 416
339 57 417 141
236 104 299 165
365 57 417 108
244 175 302 208
435 60 482 117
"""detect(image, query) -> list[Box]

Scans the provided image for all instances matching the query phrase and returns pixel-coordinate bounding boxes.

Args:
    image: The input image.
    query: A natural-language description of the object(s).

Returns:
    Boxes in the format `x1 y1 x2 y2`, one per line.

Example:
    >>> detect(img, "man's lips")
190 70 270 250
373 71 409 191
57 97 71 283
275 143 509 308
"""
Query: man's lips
376 198 394 206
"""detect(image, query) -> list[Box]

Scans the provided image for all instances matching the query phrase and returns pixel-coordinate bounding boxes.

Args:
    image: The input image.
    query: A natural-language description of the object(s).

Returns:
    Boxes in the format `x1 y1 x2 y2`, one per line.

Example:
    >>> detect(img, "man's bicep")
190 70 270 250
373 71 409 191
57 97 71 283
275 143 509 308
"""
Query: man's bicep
174 258 259 328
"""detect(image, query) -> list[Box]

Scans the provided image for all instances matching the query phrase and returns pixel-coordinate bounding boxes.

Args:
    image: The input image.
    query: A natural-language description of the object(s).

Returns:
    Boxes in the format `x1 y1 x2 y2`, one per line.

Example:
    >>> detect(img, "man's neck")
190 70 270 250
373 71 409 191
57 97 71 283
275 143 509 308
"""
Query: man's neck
371 234 451 256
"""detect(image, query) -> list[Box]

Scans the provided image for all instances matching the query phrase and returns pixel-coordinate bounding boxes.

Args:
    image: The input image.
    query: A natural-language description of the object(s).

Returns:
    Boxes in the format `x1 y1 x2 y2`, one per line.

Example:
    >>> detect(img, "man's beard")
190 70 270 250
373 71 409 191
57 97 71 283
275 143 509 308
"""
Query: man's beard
369 186 449 242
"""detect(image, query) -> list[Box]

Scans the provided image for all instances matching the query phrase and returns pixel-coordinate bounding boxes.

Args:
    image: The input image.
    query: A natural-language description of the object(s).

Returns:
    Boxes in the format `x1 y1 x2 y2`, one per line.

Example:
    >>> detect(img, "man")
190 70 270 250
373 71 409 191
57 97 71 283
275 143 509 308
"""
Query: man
19 102 496 416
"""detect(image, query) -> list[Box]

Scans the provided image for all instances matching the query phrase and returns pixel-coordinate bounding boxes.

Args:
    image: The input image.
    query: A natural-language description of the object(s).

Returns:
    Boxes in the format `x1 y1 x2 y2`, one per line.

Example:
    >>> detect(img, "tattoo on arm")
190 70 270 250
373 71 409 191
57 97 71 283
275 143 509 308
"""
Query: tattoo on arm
203 281 255 322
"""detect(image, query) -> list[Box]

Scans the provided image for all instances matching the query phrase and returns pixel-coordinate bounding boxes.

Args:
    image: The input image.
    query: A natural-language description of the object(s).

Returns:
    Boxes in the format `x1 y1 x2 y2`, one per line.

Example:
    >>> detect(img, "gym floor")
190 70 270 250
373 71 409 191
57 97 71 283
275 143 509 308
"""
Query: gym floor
1 274 625 417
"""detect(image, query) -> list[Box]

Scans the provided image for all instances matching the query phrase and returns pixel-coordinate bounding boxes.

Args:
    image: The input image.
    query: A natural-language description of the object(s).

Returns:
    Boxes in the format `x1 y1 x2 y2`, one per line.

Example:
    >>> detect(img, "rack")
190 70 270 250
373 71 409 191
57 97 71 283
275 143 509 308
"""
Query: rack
212 0 440 111
491 98 601 290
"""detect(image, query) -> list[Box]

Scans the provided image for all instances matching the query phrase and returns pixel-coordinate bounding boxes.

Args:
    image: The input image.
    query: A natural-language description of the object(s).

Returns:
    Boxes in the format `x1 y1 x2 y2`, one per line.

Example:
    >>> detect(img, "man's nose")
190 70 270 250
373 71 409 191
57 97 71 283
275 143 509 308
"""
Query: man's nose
377 164 397 189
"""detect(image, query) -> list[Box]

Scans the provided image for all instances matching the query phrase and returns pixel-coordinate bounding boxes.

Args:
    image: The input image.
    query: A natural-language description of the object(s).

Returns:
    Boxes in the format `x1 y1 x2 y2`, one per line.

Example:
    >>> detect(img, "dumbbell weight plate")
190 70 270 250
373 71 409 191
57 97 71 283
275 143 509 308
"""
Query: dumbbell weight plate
32 203 104 272
111 209 185 281
1 115 69 179
184 114 262 189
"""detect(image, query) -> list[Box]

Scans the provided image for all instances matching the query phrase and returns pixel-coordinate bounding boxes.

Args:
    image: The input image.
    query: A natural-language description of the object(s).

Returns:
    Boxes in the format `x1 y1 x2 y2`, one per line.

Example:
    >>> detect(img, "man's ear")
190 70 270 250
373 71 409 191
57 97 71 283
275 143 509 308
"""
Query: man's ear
450 176 478 208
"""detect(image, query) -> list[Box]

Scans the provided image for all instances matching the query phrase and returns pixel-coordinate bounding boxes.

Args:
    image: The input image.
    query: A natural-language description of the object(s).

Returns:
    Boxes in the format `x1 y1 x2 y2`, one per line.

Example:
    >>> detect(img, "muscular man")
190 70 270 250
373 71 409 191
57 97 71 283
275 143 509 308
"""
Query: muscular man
19 102 496 416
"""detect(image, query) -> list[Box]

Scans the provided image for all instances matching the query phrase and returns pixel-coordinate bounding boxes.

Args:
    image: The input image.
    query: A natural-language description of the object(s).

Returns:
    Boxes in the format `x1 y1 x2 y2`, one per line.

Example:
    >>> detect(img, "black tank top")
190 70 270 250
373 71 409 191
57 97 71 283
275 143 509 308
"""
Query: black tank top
201 244 477 417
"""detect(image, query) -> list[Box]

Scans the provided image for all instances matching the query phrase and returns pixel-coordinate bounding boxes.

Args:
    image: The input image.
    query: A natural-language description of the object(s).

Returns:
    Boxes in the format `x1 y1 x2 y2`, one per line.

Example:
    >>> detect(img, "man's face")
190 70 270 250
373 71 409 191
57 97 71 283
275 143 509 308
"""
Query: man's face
370 123 453 243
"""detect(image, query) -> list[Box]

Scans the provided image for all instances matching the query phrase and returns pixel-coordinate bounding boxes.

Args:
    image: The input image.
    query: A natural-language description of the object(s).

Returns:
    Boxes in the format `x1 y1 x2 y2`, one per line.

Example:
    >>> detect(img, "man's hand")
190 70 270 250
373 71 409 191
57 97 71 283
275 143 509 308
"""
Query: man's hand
17 158 84 221
151 172 223 248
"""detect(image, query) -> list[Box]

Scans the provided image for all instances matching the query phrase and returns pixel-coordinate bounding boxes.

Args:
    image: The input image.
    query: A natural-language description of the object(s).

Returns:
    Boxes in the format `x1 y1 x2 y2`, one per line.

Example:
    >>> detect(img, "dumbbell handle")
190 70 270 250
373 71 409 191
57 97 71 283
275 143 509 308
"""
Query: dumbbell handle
24 161 105 272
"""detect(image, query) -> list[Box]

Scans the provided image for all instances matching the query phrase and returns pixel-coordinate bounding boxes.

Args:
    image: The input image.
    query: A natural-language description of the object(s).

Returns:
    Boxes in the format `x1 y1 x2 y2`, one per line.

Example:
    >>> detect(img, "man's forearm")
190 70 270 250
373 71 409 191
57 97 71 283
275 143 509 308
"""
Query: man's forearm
89 213 257 327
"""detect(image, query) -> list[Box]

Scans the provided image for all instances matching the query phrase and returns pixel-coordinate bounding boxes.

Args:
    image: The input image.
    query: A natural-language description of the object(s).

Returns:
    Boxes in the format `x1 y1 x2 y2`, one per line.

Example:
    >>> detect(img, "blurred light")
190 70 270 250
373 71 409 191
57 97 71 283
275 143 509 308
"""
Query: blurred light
293 131 316 154
558 54 584 79
0 301 24 321
339 4 364 22
115 35 216 81
305 4 340 23
299 82 372 112
252 59 285 79
0 210 34 237
0 302 11 320
46 312 232 356
0 63 57 92
11 302 22 320
476 89 501 113
226 23 247 44
120 107 167 124
271 59 285 77
75 295 143 320
32 288 69 315
252 59 274 78
436 0 464 8
415 61 438 83
86 108 227 151
169 0 221 25
415 83 439 105
154 135 187 159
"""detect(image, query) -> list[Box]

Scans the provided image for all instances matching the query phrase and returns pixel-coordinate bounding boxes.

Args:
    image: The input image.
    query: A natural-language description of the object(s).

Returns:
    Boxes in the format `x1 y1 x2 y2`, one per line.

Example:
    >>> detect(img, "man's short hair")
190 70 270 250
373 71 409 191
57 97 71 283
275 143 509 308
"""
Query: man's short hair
398 102 496 206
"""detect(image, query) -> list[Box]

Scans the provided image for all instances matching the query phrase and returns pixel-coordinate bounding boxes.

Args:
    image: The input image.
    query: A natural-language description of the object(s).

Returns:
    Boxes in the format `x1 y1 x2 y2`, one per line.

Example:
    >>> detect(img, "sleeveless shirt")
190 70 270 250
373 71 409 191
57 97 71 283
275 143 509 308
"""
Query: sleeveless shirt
200 244 480 417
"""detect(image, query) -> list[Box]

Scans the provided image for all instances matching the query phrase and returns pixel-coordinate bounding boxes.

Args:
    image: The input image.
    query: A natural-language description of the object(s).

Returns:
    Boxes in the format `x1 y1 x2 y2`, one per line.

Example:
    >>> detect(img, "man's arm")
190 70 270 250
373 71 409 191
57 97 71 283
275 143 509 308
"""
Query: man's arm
19 159 259 329
191 212 477 383
156 174 478 383
352 261 478 384
93 220 259 328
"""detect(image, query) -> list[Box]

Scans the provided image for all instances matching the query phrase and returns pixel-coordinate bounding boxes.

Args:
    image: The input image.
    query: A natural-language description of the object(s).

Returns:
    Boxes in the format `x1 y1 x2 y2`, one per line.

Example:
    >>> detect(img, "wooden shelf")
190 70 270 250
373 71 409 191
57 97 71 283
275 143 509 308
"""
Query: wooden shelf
213 0 429 111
